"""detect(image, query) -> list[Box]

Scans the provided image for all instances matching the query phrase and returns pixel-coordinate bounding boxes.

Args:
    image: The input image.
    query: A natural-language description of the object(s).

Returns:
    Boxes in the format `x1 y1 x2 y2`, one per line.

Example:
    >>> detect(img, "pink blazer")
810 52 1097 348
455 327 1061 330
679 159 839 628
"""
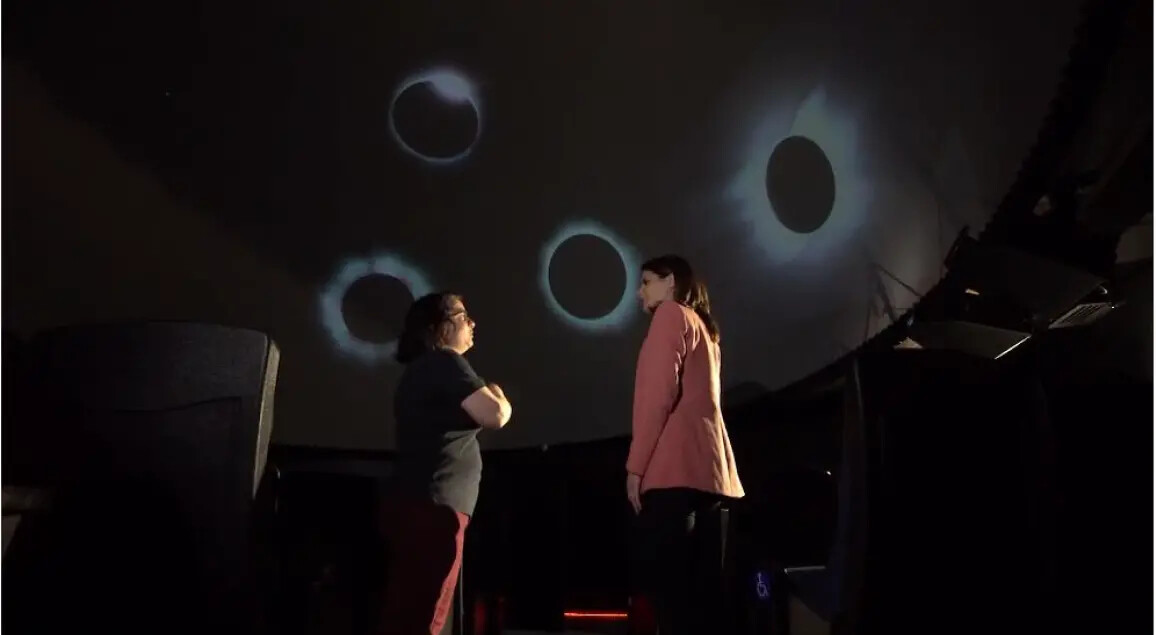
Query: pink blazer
626 301 745 499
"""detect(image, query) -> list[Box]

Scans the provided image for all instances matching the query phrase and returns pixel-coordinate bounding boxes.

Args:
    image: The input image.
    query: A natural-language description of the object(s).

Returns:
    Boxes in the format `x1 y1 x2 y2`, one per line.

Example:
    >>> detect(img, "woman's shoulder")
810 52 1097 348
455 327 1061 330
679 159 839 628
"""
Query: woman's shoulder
653 300 689 321
407 348 469 374
651 301 695 332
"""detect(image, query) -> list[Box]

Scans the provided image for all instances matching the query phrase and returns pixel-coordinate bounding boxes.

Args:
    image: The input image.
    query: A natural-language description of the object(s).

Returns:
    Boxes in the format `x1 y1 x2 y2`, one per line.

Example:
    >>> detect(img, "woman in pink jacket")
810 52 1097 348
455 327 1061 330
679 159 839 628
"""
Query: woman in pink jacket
627 254 745 635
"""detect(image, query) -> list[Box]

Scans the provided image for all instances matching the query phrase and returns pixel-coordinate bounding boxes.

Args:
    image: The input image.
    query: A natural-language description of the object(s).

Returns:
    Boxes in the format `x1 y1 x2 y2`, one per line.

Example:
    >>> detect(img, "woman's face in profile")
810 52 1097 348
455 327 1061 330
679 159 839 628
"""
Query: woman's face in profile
637 270 674 313
444 298 475 353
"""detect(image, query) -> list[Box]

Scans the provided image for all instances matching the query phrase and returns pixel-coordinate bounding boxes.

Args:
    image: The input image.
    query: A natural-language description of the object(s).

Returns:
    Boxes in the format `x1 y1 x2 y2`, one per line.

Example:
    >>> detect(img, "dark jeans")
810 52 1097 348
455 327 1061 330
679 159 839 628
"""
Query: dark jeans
634 488 727 635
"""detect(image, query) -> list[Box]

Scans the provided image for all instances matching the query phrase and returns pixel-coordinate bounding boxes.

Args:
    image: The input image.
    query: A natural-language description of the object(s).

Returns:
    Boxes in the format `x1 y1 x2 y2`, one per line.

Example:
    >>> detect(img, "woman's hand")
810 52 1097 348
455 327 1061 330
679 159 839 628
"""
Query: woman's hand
626 473 642 514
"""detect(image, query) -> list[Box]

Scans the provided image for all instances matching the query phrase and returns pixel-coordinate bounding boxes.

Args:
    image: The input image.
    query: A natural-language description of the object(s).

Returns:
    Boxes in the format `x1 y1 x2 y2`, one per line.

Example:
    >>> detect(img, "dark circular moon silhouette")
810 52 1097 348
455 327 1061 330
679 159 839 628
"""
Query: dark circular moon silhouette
765 135 837 234
340 273 413 344
548 234 628 320
390 73 480 163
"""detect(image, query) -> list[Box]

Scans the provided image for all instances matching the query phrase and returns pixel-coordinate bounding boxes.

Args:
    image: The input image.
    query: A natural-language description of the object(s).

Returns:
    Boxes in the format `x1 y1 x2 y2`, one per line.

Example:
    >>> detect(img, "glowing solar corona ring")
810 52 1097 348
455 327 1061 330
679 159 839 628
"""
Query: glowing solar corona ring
540 220 640 333
728 87 872 266
319 254 435 364
388 67 482 165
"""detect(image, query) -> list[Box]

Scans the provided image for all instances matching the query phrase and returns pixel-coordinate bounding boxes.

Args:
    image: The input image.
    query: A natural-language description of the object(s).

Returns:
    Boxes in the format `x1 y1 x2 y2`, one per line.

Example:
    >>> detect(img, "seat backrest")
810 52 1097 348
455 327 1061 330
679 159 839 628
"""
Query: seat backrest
19 320 278 496
838 349 1043 632
6 321 280 633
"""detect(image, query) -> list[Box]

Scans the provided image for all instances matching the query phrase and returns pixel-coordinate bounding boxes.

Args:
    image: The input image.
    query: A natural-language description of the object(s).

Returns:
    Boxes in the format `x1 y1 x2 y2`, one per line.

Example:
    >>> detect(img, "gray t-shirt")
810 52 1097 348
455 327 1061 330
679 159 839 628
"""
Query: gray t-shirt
392 349 486 516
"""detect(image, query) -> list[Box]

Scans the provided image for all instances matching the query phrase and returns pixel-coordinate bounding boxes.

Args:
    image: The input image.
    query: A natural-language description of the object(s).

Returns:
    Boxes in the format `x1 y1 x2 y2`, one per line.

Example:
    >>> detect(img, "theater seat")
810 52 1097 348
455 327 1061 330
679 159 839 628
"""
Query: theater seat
3 321 279 635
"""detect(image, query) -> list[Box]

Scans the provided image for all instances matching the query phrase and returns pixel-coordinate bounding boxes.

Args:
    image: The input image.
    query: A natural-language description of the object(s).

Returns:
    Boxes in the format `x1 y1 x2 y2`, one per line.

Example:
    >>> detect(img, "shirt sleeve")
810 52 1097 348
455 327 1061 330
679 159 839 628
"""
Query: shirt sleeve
626 301 688 476
437 351 487 405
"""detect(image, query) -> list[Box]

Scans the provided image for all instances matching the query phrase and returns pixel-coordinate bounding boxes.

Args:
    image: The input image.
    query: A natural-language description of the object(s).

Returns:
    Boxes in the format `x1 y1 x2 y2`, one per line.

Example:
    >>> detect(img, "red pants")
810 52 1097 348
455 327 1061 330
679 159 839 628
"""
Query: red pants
379 496 469 635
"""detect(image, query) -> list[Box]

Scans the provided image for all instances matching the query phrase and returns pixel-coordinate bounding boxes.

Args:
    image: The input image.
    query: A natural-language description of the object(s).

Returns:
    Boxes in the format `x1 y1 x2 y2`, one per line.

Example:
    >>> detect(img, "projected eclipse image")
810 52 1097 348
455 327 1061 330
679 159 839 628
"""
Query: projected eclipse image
766 135 837 234
388 68 482 165
319 255 434 364
729 87 871 267
540 220 640 334
548 234 628 321
9 0 1088 450
340 274 412 344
